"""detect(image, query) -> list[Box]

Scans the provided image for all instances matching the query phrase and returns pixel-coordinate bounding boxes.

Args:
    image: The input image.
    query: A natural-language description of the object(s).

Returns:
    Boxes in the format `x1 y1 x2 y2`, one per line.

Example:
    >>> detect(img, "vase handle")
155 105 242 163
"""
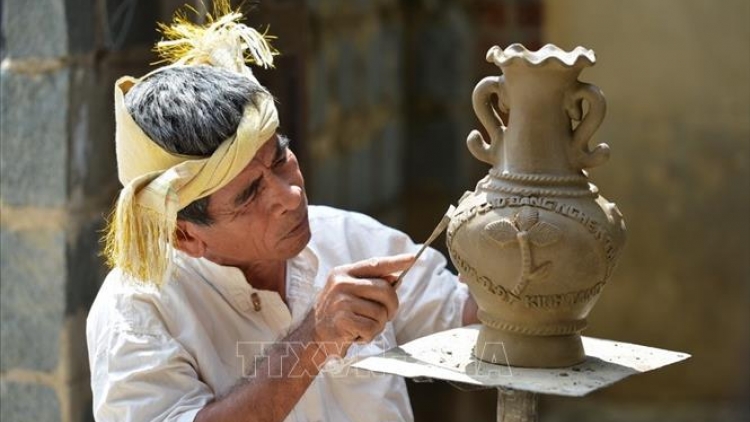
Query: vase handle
567 83 610 169
467 75 507 166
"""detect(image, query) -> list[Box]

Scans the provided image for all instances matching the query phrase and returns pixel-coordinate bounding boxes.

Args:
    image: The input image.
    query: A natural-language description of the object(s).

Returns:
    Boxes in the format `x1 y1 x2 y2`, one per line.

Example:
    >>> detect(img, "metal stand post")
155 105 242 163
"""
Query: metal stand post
497 389 538 422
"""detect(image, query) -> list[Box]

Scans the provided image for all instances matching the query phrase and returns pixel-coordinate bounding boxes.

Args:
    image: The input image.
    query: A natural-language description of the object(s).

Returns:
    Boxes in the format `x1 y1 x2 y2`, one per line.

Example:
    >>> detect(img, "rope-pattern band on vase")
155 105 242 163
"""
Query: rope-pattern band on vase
478 178 599 198
488 168 589 185
478 309 588 335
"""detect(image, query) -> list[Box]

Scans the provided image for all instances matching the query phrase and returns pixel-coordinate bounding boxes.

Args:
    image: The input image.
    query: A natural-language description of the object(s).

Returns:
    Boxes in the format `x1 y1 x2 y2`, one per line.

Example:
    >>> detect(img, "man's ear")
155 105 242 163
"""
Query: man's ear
174 220 207 258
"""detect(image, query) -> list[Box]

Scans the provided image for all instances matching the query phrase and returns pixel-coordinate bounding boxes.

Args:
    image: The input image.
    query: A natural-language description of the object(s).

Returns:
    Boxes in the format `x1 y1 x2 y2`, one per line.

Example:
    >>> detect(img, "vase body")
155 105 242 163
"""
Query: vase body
446 44 626 368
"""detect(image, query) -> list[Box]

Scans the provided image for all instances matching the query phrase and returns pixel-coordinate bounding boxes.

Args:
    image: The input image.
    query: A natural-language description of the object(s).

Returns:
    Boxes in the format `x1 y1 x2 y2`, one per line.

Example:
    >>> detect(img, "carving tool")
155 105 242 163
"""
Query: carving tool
392 205 456 288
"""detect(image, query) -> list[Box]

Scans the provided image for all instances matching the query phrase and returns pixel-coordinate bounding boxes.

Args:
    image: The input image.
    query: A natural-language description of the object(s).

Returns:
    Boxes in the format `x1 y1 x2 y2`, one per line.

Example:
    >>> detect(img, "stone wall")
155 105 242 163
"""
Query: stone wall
1 1 164 421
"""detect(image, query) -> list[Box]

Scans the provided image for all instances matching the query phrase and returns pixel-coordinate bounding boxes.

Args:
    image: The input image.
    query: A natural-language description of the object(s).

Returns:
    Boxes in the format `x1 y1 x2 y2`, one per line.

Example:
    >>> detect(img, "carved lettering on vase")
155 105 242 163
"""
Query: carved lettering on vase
450 247 521 303
450 246 606 310
483 207 562 296
446 200 493 244
448 193 623 307
522 282 605 309
450 195 621 279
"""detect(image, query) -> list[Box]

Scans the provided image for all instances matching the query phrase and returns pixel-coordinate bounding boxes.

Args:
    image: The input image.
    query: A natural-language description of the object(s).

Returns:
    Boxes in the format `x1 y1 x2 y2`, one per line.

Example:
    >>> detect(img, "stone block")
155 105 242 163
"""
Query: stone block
0 381 61 422
378 120 404 203
308 54 330 133
406 117 459 190
67 217 108 314
0 68 70 207
380 22 404 105
411 12 472 104
309 153 345 208
64 0 97 53
337 39 363 112
345 140 375 211
365 25 389 107
1 0 67 58
0 228 66 372
68 65 118 200
102 0 160 50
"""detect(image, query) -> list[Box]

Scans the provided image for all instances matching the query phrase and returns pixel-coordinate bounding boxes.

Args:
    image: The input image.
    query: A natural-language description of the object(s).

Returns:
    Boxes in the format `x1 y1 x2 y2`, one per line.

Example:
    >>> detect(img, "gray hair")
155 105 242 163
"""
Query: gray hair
124 65 268 224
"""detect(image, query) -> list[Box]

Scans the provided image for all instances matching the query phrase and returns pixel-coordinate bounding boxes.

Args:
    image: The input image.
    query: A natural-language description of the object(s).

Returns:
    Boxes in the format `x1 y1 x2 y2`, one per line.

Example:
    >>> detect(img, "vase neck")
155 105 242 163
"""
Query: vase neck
498 66 583 176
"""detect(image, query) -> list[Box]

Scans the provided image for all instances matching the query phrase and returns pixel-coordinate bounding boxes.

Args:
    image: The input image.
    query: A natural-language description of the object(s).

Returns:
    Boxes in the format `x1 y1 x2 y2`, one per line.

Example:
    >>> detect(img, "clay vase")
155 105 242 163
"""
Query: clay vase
446 44 626 368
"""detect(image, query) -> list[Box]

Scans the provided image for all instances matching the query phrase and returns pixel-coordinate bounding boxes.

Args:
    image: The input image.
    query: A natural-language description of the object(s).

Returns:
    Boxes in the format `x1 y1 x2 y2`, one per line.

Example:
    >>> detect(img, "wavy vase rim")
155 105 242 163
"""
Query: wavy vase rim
487 43 597 69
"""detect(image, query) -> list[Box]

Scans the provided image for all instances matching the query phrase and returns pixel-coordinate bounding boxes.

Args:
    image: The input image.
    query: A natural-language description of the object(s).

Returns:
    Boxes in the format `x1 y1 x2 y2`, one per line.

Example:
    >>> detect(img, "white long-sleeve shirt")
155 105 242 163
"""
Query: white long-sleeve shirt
87 205 468 422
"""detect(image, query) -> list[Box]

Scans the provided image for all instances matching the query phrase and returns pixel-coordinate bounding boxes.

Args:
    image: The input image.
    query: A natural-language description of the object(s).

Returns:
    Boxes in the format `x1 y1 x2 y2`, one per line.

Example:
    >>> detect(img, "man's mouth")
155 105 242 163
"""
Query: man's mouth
286 212 309 237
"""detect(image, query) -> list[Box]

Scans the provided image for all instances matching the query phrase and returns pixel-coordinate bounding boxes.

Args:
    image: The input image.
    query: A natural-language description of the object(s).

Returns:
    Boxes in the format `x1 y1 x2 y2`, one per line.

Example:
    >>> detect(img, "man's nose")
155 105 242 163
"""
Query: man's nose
267 173 302 214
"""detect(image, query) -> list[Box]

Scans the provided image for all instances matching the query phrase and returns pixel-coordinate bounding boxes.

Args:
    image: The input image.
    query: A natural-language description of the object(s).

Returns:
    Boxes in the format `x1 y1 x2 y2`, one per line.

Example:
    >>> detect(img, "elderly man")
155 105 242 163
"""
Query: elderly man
87 5 478 422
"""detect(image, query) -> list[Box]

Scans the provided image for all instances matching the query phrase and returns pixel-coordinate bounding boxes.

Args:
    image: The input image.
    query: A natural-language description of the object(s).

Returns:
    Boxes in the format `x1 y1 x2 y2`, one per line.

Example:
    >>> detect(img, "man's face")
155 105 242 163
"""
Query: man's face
185 134 311 267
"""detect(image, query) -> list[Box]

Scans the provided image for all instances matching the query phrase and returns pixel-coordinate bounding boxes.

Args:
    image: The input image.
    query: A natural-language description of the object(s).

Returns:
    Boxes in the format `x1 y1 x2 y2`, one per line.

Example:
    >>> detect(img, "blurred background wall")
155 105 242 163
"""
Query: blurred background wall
1 0 747 421
540 0 749 420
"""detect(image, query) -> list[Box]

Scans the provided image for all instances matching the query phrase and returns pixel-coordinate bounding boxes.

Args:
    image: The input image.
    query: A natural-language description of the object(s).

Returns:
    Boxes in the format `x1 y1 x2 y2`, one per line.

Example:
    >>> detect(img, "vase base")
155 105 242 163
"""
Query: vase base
474 325 585 368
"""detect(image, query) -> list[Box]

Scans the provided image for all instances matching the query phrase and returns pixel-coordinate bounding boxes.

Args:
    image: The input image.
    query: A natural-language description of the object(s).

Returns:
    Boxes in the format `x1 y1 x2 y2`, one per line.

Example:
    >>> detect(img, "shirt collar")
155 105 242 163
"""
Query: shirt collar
174 245 321 317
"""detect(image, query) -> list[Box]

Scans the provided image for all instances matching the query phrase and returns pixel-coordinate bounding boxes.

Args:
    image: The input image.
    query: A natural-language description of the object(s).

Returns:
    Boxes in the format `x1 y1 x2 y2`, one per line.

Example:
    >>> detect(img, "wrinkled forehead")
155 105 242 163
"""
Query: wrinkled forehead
204 134 279 211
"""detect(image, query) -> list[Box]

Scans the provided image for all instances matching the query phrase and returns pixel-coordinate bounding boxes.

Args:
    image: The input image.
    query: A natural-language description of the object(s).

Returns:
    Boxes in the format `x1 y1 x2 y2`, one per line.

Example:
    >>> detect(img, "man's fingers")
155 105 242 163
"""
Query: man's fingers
341 314 383 343
337 278 399 320
315 255 413 347
345 253 416 279
348 299 388 326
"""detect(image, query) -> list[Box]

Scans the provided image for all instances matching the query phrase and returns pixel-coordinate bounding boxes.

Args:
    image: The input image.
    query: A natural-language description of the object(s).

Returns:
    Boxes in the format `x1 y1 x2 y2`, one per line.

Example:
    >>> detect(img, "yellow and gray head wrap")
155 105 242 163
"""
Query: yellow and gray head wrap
104 1 279 287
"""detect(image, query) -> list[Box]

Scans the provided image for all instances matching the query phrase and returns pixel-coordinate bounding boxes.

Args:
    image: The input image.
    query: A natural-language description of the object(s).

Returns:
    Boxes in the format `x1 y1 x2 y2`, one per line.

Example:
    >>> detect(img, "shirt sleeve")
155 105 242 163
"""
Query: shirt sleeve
392 245 470 344
90 326 213 422
338 210 470 344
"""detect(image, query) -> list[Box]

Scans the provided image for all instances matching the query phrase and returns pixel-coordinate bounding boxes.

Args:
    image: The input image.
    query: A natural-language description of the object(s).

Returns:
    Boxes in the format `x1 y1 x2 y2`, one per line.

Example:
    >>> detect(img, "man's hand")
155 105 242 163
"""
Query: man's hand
313 254 415 357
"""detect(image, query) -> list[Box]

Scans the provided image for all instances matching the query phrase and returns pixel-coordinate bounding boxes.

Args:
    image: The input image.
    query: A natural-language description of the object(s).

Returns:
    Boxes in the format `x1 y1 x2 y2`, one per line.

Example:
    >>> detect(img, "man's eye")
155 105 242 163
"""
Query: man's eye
238 179 263 207
274 153 289 167
243 188 261 207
